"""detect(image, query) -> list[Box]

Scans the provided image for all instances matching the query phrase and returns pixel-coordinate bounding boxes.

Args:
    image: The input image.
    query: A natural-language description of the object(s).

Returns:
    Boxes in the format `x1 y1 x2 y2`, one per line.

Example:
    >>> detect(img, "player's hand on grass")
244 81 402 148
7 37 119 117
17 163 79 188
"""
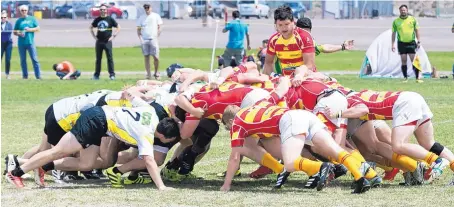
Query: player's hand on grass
220 185 231 192
158 186 175 191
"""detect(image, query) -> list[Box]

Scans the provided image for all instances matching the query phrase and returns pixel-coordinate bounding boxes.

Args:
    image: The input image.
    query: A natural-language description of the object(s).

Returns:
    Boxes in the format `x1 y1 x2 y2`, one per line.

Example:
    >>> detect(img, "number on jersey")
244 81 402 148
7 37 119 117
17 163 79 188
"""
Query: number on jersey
122 108 153 125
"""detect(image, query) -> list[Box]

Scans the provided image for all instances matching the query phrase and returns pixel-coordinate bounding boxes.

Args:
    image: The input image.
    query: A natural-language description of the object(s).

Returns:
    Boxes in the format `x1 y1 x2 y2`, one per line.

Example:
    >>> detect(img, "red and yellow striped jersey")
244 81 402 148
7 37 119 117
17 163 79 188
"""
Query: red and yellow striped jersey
226 65 248 82
347 90 402 120
230 101 288 147
186 82 254 121
251 76 279 92
267 27 315 76
285 79 330 110
325 81 355 96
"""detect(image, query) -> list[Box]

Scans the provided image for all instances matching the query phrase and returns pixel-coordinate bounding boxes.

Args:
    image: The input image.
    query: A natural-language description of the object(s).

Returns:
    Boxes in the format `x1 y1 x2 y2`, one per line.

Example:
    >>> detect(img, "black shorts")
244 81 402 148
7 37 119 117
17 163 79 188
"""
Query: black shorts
397 41 417 54
44 105 67 146
70 106 108 148
95 94 108 106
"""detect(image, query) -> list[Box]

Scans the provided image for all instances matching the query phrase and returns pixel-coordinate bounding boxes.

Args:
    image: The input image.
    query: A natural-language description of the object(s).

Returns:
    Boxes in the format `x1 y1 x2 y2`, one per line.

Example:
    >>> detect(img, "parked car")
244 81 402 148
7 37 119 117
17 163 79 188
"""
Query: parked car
106 1 137 19
55 3 91 19
284 2 306 19
237 0 269 19
90 3 123 19
211 0 226 18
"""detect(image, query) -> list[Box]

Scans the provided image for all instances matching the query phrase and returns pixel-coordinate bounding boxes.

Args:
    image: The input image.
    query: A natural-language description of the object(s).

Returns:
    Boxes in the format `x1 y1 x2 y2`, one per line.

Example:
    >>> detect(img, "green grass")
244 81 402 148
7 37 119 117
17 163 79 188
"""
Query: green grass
2 75 454 206
6 47 454 73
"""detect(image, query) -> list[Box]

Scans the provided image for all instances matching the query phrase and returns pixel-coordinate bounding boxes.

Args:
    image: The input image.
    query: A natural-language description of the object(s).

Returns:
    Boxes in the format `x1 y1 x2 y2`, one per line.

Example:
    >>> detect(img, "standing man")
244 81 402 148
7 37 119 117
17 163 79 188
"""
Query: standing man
1 11 13 79
137 3 163 80
452 22 454 80
263 5 315 86
90 4 121 80
221 10 250 67
13 5 41 80
391 4 422 83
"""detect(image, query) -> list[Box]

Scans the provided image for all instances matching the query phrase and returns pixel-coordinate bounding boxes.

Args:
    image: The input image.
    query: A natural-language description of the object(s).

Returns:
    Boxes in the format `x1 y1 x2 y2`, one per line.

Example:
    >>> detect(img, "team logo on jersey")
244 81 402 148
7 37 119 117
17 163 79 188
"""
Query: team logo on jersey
97 20 109 32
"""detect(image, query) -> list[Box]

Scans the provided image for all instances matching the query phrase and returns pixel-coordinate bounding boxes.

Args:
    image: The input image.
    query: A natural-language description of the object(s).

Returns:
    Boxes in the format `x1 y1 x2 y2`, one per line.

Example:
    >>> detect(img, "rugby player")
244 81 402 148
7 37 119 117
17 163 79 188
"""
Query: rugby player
221 101 372 194
263 5 315 87
5 92 180 190
331 89 454 184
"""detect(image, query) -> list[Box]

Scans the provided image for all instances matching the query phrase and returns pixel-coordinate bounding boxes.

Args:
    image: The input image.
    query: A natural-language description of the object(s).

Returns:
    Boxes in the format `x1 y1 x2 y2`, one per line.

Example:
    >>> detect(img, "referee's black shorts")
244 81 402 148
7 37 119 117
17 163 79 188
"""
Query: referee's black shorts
397 41 417 55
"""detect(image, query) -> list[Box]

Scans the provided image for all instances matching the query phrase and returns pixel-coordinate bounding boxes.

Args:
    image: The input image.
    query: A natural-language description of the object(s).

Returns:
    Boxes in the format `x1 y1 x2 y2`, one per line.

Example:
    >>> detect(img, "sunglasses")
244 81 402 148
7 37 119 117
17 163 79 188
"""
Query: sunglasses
144 6 150 9
21 10 28 12
100 8 107 11
1 17 6 19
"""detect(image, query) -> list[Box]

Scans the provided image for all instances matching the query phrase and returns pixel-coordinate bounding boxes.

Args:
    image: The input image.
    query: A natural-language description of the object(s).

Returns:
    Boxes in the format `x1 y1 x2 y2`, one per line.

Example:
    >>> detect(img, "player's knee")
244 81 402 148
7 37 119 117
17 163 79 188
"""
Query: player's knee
429 142 444 156
391 143 405 155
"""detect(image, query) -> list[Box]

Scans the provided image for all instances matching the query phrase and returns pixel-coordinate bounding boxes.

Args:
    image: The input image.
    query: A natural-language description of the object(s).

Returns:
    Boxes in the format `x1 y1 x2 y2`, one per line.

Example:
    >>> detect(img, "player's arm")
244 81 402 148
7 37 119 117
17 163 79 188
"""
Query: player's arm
180 120 200 139
336 103 369 119
263 54 275 75
391 20 397 50
143 155 169 190
174 94 199 117
136 80 163 86
320 40 354 53
179 70 207 92
221 147 242 191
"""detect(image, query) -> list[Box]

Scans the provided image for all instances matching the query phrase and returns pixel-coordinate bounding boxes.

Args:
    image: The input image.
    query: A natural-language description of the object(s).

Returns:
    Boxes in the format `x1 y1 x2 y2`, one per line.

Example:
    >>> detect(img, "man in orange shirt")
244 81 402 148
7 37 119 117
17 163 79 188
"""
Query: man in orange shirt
53 61 81 80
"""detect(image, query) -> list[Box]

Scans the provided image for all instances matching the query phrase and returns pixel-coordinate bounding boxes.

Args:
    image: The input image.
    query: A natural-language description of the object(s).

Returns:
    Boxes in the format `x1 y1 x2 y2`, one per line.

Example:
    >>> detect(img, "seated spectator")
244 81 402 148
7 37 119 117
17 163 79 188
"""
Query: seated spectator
53 61 81 80
256 39 268 69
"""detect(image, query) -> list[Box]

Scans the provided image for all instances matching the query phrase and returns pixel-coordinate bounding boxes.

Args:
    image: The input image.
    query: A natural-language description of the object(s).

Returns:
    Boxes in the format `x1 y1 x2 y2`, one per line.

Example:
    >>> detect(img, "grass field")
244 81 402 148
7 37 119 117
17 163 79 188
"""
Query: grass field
2 74 454 206
4 47 454 75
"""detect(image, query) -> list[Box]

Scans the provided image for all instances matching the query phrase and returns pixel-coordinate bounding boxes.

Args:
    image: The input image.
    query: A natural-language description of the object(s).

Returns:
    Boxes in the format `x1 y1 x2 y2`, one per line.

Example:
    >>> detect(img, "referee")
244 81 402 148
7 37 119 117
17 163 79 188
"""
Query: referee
391 4 422 83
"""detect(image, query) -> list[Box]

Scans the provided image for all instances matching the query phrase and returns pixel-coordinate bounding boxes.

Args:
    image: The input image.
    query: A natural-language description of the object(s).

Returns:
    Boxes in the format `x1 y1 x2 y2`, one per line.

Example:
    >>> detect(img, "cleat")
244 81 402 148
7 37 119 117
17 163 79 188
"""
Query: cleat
5 172 24 188
369 176 382 188
402 79 408 83
399 171 416 186
4 154 18 175
124 175 152 185
416 79 424 83
274 169 290 189
217 170 241 178
304 174 319 189
411 161 426 185
427 158 449 181
63 171 85 181
352 177 371 194
333 164 348 179
383 168 400 181
33 167 46 187
81 170 101 180
105 167 123 188
316 162 334 191
249 165 273 179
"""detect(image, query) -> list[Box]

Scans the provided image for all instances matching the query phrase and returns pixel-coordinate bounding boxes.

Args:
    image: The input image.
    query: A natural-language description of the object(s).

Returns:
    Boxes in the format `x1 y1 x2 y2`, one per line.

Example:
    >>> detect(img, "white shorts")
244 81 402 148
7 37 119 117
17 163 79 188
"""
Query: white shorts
313 91 348 130
346 119 388 137
240 88 270 108
153 145 169 154
392 92 433 127
141 39 159 57
279 110 326 146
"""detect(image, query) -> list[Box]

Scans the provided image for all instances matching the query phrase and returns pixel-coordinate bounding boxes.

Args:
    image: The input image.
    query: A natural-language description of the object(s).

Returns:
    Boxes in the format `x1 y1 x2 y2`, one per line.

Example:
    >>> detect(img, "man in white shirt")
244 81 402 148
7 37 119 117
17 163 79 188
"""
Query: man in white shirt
137 3 163 80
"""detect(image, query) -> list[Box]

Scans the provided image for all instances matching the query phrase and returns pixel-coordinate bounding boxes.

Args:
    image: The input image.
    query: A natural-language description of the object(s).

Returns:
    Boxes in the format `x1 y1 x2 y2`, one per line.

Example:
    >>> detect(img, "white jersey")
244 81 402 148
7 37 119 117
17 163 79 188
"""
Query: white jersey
53 90 113 131
145 86 177 107
103 91 133 107
103 105 159 158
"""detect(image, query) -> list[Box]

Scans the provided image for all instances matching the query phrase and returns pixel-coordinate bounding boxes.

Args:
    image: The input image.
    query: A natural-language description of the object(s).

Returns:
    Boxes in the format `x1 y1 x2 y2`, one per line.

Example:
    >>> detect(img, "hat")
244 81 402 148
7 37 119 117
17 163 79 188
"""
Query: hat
166 63 184 78
296 17 312 29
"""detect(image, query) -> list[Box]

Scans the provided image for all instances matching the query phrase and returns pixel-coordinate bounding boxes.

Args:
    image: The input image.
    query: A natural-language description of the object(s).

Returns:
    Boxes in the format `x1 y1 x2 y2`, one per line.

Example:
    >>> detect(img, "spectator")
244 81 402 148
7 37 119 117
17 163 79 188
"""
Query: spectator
90 4 121 80
221 10 250 67
13 5 41 79
137 3 163 80
256 39 268 70
392 4 422 83
452 22 453 80
1 11 13 79
53 61 81 80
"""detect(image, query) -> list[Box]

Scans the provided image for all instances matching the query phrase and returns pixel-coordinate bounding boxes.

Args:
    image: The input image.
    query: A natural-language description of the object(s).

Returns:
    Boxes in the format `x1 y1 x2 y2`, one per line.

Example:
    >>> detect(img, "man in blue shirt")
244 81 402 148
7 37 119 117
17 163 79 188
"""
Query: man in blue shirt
221 10 250 67
1 11 13 79
13 5 41 79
